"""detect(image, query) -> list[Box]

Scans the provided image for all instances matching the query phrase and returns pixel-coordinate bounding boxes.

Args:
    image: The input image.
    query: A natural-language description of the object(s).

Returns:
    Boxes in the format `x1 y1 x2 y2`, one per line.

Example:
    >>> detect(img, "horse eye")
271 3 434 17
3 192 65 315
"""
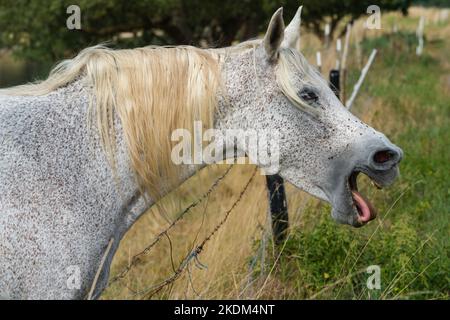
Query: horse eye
299 89 319 104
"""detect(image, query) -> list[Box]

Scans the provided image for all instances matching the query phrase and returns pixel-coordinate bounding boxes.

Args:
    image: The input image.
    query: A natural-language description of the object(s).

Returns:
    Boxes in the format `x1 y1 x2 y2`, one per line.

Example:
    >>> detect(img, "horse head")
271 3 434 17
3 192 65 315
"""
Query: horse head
218 7 403 227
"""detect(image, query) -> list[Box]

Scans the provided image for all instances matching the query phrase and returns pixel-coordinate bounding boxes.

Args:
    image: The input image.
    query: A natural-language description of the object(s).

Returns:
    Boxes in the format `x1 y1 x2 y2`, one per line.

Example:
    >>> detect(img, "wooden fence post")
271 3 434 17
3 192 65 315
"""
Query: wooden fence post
324 23 331 49
416 16 425 56
346 49 377 110
341 24 352 103
316 51 322 74
266 174 289 245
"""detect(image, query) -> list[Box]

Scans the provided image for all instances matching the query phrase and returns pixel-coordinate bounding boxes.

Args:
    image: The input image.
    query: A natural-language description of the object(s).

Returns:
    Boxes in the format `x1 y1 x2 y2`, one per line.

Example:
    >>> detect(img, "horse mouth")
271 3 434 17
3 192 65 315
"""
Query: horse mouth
348 171 381 225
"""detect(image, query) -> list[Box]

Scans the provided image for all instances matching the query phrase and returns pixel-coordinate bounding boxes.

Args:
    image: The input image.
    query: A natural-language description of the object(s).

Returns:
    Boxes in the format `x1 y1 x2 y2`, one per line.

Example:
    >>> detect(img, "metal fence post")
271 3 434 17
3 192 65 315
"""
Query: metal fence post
266 174 289 245
329 69 340 98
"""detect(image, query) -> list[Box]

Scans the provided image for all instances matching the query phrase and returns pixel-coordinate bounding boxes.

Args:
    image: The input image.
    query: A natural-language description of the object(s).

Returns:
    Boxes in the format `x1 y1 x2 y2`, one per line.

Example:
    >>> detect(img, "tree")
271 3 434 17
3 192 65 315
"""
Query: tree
299 0 412 39
0 0 410 64
413 0 450 7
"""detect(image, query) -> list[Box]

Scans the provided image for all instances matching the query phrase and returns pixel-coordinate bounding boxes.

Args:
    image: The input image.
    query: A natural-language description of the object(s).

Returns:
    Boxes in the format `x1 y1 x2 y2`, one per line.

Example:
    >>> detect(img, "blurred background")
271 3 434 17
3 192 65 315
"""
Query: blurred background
0 0 415 87
0 0 449 300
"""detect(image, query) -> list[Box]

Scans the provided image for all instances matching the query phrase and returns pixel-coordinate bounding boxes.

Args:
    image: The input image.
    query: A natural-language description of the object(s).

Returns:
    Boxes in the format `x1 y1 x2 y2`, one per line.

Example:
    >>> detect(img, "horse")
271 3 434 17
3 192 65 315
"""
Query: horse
0 7 403 299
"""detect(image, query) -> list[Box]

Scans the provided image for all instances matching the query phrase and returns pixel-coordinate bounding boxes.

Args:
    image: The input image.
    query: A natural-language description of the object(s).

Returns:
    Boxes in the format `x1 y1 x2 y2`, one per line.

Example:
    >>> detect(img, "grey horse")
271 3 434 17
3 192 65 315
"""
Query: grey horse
0 7 402 299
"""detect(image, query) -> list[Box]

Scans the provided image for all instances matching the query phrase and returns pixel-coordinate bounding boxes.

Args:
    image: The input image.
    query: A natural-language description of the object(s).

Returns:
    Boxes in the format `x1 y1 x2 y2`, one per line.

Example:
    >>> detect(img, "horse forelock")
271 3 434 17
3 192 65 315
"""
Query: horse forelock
276 47 328 116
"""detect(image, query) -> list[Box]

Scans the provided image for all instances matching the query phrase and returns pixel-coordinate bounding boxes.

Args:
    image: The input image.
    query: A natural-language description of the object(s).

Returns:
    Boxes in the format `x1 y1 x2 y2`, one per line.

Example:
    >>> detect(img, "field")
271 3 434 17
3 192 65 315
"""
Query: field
101 7 449 300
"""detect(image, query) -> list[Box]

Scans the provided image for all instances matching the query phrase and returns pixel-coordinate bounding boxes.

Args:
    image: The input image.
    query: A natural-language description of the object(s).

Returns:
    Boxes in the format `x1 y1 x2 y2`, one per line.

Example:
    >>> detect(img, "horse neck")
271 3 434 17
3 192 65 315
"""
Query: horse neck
29 78 146 236
214 48 257 132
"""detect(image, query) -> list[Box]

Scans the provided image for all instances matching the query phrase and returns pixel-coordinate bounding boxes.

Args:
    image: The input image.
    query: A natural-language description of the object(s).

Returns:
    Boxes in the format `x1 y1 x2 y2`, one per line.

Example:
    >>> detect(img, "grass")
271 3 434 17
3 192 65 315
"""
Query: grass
102 8 449 300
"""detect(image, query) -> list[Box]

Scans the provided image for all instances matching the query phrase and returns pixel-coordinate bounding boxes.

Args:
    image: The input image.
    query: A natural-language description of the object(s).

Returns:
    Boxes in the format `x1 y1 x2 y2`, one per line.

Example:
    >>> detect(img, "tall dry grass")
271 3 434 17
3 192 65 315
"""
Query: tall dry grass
102 163 317 299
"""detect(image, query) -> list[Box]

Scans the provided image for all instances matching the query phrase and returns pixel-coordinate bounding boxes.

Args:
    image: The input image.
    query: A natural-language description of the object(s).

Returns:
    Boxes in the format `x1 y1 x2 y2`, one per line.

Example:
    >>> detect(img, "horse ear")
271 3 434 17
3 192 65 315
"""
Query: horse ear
283 6 303 50
263 8 285 61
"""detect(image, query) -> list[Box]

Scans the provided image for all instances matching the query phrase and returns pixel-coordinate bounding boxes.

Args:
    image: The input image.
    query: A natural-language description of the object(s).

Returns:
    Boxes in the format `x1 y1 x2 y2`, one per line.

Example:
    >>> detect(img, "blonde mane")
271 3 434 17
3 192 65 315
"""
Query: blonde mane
277 47 327 116
0 40 324 199
0 45 221 199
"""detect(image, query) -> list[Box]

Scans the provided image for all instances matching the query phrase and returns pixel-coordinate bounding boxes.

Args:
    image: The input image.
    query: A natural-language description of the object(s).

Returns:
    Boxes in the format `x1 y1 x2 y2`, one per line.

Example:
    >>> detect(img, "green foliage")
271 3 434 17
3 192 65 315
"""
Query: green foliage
0 0 409 64
299 0 411 37
413 0 450 7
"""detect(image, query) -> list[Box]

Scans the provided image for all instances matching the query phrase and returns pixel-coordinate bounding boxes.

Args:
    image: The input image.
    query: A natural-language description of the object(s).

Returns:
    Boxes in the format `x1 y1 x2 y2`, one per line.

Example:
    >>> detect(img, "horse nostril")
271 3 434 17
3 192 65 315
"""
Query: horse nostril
373 150 394 164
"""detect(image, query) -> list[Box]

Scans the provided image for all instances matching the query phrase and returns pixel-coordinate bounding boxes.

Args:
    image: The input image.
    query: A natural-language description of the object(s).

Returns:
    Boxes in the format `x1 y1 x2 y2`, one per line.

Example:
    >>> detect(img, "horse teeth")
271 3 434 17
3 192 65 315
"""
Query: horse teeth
371 181 382 189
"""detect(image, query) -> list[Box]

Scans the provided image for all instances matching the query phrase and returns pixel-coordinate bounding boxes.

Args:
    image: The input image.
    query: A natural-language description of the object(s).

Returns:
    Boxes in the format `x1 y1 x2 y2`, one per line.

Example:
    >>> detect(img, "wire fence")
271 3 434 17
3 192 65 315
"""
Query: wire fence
101 165 258 299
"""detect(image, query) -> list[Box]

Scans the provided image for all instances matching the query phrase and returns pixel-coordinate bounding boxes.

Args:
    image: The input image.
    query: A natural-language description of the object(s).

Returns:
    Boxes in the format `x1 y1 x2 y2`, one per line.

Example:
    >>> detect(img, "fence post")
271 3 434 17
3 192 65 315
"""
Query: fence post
316 51 322 74
346 49 377 110
324 23 330 49
416 16 425 56
266 174 289 245
329 69 340 98
341 24 352 103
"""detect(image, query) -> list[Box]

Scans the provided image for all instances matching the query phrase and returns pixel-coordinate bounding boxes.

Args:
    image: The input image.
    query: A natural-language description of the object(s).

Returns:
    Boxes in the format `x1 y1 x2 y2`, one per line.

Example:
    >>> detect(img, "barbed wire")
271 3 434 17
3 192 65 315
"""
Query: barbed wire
107 164 258 296
107 165 234 286
128 166 258 299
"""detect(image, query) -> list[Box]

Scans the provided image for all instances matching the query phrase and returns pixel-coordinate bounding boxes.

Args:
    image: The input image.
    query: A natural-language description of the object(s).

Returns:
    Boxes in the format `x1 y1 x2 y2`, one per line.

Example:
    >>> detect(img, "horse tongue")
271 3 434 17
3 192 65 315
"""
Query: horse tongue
352 190 377 222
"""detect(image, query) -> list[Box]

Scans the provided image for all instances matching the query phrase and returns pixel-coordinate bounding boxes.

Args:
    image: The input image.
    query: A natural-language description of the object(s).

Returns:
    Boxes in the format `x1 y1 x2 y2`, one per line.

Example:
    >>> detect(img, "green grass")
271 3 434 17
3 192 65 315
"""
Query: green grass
262 30 450 300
